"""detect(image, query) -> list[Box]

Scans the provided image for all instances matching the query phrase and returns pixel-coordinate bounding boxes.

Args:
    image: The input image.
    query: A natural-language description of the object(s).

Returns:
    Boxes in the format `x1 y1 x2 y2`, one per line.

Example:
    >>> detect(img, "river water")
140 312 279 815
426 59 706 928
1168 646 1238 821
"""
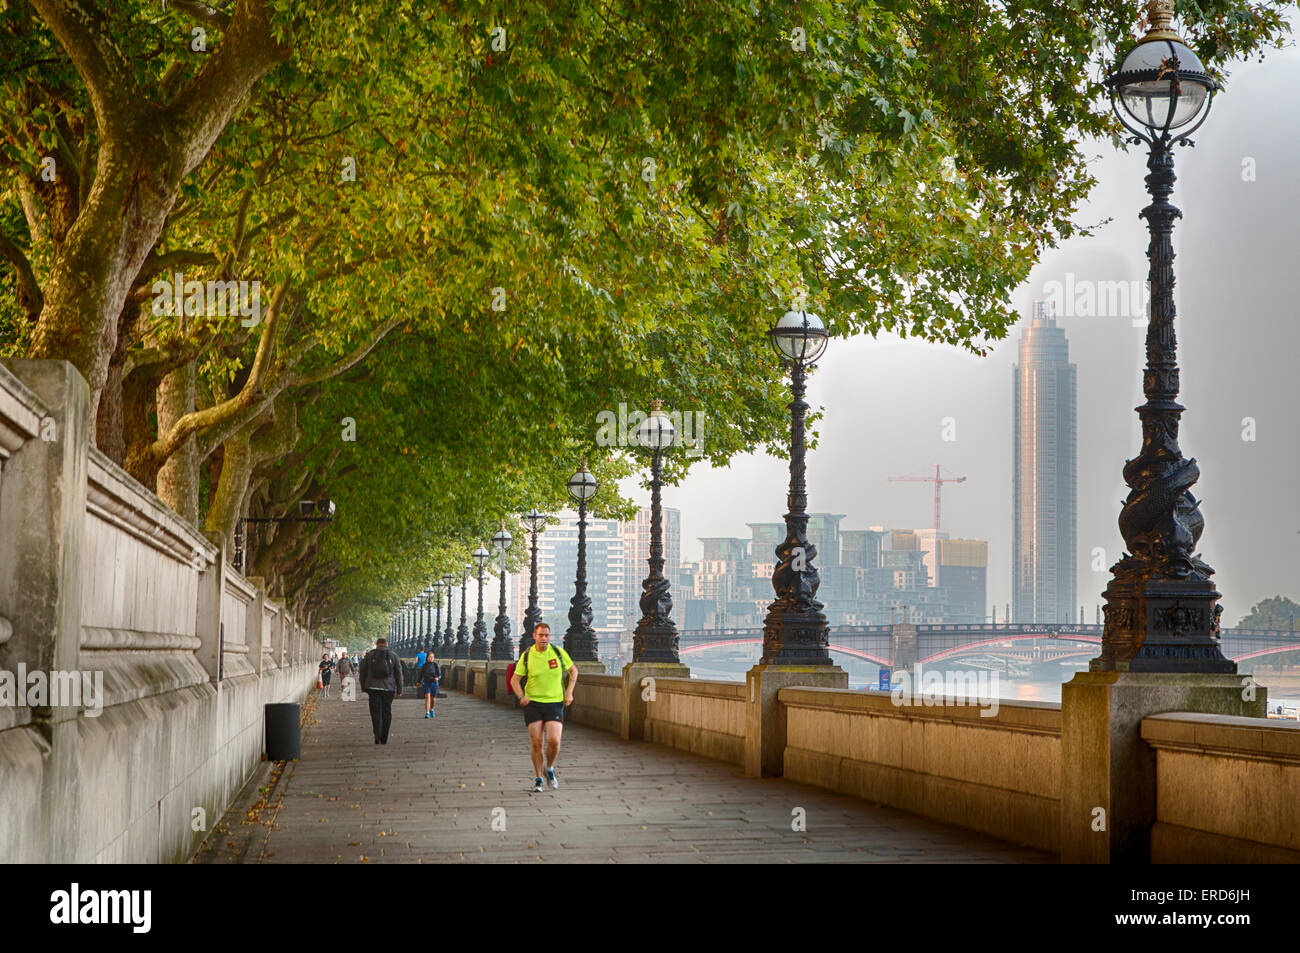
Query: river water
676 651 1300 713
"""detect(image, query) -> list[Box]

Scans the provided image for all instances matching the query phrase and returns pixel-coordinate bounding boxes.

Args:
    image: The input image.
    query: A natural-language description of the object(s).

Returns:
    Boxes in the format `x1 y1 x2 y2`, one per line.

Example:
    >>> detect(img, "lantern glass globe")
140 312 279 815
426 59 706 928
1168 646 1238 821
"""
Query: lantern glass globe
769 310 829 365
1115 38 1211 132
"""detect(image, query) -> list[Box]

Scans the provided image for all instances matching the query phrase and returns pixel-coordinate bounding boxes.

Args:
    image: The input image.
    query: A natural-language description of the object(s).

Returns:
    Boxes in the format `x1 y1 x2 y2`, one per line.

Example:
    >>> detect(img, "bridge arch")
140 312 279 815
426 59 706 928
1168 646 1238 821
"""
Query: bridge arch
678 638 890 667
920 633 1100 665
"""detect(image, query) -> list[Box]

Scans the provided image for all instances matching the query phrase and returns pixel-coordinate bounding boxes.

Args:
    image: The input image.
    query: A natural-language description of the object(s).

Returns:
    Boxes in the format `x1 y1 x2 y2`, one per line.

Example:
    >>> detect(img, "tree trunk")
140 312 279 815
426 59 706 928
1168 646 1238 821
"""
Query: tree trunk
27 128 182 430
156 360 200 523
205 428 254 548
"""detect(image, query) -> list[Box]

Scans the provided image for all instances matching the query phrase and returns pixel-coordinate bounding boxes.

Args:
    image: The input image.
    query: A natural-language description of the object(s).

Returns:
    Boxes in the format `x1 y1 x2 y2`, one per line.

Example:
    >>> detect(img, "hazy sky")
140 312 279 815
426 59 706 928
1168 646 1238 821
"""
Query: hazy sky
619 41 1300 626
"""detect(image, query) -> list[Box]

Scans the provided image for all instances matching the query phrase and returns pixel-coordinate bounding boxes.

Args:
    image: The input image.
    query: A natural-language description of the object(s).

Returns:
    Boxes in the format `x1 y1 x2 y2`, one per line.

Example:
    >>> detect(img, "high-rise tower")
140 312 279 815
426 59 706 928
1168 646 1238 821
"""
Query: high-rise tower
1013 300 1077 623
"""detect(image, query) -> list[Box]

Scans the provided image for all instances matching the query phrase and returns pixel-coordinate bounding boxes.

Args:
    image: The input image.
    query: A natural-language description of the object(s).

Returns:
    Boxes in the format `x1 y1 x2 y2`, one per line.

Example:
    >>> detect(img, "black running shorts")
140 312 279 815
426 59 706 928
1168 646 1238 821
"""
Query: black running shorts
523 700 565 725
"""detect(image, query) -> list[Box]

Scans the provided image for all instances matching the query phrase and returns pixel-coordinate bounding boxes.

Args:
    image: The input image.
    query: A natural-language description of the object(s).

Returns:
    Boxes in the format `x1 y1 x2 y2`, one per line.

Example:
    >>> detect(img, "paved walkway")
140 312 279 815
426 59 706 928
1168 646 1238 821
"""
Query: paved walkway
197 687 1051 864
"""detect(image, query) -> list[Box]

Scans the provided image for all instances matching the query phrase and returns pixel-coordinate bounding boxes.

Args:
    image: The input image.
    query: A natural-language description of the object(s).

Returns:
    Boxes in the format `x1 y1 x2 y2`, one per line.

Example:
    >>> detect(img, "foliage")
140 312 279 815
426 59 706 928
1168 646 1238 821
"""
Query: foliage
1237 596 1300 630
0 0 1294 634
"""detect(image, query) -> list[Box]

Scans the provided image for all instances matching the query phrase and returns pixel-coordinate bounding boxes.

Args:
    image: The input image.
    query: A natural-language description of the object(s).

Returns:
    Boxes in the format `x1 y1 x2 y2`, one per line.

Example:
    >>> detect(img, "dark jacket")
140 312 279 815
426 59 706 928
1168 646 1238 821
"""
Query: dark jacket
359 647 403 694
419 659 442 682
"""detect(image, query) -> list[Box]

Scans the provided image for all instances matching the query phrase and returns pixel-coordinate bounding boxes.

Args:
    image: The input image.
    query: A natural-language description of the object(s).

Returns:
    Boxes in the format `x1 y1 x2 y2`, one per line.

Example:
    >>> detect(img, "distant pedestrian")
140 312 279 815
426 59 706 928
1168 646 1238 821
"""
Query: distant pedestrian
508 622 576 793
336 655 355 696
416 646 428 670
419 652 442 719
318 653 334 697
360 637 403 744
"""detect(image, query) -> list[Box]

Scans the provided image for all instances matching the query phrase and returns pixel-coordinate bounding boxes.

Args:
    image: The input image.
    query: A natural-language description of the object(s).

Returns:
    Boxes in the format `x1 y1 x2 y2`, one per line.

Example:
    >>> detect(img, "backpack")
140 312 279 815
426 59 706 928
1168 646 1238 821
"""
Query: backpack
369 649 391 680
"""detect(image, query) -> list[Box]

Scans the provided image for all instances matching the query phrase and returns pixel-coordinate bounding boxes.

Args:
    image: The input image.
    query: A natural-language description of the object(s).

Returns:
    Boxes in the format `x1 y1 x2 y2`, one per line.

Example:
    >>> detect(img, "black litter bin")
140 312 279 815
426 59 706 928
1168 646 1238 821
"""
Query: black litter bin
265 702 301 760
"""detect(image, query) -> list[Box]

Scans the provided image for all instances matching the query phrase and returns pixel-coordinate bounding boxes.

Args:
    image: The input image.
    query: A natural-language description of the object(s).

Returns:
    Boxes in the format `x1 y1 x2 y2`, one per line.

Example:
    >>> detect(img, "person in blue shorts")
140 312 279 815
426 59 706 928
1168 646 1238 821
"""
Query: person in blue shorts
419 651 441 719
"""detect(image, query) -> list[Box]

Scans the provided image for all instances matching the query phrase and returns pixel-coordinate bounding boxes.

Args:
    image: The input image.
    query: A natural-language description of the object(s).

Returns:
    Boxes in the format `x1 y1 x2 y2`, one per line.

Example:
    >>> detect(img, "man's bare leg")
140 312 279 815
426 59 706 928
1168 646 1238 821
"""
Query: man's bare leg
528 720 546 779
544 721 563 788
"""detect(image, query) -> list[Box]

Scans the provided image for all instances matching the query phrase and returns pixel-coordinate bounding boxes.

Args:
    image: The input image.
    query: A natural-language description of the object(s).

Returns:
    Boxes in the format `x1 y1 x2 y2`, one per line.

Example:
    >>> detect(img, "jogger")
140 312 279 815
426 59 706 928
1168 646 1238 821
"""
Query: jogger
509 622 577 793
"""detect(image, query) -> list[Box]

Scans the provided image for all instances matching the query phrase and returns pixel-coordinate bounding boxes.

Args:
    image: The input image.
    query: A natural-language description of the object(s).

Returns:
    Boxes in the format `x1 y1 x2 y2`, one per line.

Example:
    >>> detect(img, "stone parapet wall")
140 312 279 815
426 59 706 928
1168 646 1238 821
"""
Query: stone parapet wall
778 687 1062 852
569 673 622 733
644 678 746 765
1142 712 1300 862
0 359 322 864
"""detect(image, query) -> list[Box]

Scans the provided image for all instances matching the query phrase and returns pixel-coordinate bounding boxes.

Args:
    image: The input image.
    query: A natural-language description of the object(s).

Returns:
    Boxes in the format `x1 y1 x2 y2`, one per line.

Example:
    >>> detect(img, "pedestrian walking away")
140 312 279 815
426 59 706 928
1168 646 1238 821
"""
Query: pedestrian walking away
359 637 403 744
419 652 442 719
318 653 334 697
508 622 576 793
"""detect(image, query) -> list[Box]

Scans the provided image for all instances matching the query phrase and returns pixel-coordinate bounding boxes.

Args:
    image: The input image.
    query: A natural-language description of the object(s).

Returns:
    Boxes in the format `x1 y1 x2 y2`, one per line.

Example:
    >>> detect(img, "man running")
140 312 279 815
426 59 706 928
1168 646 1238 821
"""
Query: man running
509 622 577 793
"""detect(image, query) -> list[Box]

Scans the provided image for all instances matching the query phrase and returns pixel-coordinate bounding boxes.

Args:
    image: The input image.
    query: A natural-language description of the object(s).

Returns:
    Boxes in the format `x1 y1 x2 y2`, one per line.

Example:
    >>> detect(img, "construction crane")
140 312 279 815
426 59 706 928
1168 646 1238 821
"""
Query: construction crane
888 464 967 534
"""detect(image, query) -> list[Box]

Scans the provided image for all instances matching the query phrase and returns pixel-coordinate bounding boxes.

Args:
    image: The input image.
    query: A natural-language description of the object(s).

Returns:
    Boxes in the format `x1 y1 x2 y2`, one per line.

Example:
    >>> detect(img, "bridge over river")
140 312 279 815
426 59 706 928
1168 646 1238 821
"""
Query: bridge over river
677 622 1300 672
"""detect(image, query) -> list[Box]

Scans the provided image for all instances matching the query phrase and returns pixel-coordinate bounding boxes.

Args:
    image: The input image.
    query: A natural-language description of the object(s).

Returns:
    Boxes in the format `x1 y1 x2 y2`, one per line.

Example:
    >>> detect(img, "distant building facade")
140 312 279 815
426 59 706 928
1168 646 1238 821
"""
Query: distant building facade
1012 300 1078 623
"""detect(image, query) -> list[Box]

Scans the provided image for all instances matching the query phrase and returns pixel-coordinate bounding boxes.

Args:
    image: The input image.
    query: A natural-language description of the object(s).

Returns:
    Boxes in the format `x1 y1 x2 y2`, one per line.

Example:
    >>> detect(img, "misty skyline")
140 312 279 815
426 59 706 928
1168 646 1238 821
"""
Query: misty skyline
619 41 1300 626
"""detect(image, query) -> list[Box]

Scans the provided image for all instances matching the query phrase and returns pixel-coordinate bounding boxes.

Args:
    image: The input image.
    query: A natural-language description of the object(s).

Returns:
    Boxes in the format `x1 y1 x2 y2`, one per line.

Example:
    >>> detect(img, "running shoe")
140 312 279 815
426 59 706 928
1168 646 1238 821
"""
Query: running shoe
532 777 544 793
546 768 559 789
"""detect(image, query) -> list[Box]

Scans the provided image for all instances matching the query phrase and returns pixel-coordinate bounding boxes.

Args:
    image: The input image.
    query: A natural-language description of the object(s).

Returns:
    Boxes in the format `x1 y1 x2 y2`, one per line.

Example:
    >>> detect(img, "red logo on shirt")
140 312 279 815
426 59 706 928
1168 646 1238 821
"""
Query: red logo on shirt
548 658 558 669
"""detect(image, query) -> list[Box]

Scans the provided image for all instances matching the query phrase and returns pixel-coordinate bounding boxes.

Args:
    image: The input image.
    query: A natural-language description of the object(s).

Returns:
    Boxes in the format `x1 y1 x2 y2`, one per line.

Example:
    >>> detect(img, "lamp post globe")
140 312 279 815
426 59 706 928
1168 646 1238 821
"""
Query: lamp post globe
1109 2 1214 142
440 574 455 655
469 547 492 659
768 309 829 366
632 400 681 664
564 462 600 663
520 510 548 655
490 527 515 660
761 309 832 664
1090 0 1232 674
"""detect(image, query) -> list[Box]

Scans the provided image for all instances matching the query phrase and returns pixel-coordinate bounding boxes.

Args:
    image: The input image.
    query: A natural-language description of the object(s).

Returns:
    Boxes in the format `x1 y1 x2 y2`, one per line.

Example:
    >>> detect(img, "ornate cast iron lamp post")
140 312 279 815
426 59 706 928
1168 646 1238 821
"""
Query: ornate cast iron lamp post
430 582 444 654
490 526 515 659
469 546 492 659
441 573 456 654
421 586 434 651
761 310 832 664
1094 0 1232 673
454 565 471 659
519 510 547 654
563 462 600 662
632 400 680 663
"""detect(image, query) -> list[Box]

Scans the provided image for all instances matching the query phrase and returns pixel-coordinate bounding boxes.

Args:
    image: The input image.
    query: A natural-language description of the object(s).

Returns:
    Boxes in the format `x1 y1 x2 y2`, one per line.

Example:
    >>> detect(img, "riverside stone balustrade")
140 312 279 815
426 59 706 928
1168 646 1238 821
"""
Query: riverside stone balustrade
0 359 323 864
435 653 1300 861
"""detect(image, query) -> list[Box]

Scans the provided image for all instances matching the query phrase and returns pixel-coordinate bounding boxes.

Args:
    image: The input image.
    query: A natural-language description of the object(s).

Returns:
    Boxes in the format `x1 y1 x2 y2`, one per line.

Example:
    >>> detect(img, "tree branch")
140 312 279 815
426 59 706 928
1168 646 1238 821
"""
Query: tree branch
168 0 289 174
0 232 44 321
28 0 142 137
166 0 232 29
290 315 404 387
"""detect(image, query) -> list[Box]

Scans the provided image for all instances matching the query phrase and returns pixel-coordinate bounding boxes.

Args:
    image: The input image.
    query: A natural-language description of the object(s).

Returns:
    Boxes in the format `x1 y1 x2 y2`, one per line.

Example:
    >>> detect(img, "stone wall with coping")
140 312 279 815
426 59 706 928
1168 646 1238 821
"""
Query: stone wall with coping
0 360 321 864
1142 712 1300 862
644 677 747 765
568 673 623 732
779 687 1062 852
